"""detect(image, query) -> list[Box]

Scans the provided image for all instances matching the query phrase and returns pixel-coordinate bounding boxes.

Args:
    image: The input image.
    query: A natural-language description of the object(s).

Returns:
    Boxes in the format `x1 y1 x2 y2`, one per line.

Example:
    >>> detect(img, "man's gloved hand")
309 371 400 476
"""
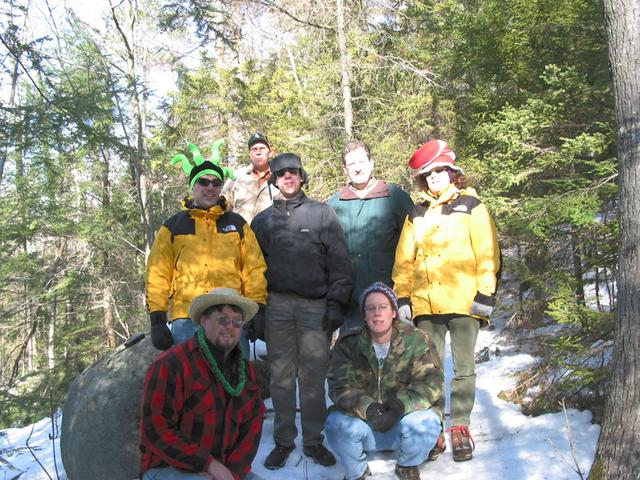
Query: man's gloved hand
322 300 344 333
382 397 405 425
365 402 387 430
149 311 172 351
244 304 266 342
470 292 495 318
365 401 397 432
397 297 413 325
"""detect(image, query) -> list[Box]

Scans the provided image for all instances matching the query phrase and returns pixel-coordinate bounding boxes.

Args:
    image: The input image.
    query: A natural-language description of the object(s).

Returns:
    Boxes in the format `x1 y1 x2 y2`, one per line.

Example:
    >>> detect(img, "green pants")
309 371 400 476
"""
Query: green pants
416 315 479 427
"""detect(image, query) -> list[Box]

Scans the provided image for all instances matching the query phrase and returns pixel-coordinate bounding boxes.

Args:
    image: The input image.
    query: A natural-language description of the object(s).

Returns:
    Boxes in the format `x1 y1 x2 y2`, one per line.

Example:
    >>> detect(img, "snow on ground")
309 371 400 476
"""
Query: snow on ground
0 310 599 480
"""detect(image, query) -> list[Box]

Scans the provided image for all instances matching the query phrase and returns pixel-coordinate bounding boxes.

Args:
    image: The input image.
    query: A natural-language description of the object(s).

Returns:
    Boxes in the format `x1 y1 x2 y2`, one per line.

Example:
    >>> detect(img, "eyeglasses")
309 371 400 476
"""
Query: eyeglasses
364 304 392 314
275 168 300 177
214 313 244 328
197 178 222 188
424 167 449 178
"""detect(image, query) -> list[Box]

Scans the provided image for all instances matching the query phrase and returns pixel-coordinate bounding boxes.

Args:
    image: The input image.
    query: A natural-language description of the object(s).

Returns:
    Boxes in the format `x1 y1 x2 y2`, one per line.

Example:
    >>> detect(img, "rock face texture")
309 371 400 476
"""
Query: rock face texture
61 334 158 480
61 335 269 480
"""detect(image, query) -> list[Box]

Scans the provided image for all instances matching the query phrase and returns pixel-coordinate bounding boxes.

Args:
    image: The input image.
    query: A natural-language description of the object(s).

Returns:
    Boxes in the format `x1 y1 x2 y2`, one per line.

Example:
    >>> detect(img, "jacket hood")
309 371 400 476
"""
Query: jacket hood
182 197 226 219
419 185 479 207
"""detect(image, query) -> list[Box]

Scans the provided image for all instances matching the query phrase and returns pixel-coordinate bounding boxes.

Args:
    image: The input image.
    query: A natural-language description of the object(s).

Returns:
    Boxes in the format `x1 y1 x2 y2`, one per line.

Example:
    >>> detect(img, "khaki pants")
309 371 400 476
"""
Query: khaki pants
265 291 329 447
416 315 480 427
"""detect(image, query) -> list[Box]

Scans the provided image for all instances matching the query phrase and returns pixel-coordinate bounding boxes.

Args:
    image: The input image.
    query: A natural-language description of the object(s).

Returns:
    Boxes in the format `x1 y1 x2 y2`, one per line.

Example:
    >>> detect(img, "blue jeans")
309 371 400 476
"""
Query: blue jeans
325 409 440 479
170 318 198 344
142 466 264 479
171 318 251 359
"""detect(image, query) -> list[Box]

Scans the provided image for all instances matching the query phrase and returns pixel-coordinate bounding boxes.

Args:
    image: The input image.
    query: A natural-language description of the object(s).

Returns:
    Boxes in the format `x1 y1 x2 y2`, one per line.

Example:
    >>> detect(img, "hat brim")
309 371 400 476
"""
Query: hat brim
189 291 259 325
411 161 463 177
248 139 270 149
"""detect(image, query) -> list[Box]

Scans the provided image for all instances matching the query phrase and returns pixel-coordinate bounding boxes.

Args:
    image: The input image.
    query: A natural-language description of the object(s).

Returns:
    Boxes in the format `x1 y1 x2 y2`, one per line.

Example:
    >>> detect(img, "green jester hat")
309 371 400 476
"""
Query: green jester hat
171 139 235 189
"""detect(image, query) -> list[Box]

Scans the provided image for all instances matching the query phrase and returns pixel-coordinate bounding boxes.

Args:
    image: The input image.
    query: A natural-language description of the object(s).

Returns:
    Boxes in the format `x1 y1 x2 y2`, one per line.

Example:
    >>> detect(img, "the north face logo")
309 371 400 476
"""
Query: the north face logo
220 225 238 233
453 205 468 212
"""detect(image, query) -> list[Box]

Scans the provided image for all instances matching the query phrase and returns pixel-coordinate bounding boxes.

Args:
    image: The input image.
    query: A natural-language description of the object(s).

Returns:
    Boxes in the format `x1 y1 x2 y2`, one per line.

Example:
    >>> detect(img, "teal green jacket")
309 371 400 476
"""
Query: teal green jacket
328 181 414 306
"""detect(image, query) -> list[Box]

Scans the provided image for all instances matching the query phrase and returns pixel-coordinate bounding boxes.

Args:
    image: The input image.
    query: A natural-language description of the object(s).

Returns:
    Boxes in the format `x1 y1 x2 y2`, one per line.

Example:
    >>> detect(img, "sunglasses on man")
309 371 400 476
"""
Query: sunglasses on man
197 178 223 188
274 167 301 177
213 313 244 328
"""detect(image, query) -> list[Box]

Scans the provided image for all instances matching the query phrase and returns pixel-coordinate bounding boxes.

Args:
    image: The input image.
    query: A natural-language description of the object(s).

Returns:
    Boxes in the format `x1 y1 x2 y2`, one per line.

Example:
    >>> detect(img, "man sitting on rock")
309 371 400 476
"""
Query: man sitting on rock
139 287 265 480
325 282 443 480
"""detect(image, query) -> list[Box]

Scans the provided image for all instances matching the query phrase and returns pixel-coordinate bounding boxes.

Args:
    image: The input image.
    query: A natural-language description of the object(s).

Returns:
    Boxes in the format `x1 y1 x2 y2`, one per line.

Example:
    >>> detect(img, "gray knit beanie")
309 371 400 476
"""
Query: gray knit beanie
360 282 399 319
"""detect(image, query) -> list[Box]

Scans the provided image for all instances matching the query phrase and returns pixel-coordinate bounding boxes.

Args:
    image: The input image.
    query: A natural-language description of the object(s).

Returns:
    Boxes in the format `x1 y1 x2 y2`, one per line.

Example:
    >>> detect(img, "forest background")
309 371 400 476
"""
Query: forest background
0 0 617 429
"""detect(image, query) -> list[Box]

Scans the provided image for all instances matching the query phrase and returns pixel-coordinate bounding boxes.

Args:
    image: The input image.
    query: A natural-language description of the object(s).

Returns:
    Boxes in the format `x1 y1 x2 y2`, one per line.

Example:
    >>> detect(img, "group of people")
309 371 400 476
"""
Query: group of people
139 134 501 480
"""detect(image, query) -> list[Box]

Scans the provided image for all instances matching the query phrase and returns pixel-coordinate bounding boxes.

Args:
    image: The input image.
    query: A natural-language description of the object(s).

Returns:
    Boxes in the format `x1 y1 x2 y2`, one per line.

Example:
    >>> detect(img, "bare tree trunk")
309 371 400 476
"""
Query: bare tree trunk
100 147 117 349
27 327 35 372
109 0 153 255
227 110 244 167
0 2 29 186
0 46 20 186
589 1 640 478
11 318 37 383
593 265 602 311
336 0 353 141
570 232 585 305
48 295 56 369
287 46 308 119
103 285 116 349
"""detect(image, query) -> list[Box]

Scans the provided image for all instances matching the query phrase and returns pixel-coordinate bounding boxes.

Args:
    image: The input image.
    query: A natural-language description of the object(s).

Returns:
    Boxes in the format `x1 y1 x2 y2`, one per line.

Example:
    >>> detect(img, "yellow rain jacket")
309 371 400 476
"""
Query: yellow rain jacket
146 199 267 320
392 185 500 321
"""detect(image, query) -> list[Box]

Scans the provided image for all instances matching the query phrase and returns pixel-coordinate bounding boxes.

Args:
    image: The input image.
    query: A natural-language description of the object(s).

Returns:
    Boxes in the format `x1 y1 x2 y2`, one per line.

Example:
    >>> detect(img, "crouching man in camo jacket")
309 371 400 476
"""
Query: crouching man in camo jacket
325 282 443 480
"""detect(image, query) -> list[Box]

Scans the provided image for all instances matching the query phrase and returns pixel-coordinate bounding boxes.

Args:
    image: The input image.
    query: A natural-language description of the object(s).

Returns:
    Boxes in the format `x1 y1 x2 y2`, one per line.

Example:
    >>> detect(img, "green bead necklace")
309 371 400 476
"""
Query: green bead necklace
197 327 246 397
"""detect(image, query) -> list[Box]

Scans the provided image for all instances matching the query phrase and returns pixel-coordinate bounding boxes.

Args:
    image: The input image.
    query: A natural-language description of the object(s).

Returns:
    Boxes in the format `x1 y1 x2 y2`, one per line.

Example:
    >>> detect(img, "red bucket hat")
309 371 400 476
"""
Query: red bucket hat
409 140 463 176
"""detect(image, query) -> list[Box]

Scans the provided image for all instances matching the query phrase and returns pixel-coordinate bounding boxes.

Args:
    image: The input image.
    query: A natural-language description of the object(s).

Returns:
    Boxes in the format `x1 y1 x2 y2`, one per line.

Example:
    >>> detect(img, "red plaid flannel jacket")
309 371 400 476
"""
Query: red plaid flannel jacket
139 337 265 479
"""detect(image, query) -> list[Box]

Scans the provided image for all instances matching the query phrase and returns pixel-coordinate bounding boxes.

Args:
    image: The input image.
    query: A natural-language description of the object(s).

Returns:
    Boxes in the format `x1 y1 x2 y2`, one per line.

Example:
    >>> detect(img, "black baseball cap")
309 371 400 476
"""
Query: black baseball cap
248 133 270 149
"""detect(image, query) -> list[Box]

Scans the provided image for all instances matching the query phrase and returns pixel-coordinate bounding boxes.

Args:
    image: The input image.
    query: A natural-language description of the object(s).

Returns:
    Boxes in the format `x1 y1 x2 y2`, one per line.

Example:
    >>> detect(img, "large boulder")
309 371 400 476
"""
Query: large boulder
61 334 159 480
61 335 270 480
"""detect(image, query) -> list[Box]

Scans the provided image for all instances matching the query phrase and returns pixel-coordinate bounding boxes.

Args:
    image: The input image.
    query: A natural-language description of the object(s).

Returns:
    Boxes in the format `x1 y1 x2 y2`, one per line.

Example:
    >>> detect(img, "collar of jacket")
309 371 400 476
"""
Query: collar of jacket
337 179 391 200
356 322 408 367
182 197 225 220
273 191 306 211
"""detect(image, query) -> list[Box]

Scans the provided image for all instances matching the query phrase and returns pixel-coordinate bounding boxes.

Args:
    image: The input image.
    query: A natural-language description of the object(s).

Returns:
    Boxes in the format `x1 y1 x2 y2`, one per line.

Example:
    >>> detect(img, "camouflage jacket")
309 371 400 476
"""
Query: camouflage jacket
327 322 443 420
221 164 281 224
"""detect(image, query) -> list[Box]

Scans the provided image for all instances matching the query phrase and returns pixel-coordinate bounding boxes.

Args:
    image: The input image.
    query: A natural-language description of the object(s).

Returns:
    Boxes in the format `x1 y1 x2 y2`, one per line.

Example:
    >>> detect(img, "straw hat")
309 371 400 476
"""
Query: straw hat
189 287 259 325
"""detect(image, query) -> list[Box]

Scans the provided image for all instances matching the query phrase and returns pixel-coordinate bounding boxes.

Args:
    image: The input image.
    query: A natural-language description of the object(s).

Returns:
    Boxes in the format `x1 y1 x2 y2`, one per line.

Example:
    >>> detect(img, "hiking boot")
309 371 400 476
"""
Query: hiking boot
264 443 295 470
343 465 372 480
448 425 475 462
428 430 446 461
394 464 421 480
303 443 337 466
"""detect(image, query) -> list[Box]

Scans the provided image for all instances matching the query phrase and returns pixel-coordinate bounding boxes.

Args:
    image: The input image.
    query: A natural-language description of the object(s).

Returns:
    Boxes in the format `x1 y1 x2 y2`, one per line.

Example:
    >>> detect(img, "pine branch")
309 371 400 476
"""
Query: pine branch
256 0 334 31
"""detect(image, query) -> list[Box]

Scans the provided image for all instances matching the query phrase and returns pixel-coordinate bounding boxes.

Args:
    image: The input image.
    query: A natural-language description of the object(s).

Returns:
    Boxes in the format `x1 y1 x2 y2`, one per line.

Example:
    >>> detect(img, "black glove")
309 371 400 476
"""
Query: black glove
470 291 496 318
322 300 344 332
149 311 172 351
365 402 387 430
244 304 266 342
382 397 405 425
366 401 397 432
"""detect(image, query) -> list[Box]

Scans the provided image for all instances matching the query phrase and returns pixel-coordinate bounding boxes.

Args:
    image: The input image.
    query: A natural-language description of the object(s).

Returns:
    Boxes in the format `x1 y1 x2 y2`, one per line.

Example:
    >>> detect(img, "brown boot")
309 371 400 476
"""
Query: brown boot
395 464 420 480
428 430 446 461
448 425 475 462
264 443 295 470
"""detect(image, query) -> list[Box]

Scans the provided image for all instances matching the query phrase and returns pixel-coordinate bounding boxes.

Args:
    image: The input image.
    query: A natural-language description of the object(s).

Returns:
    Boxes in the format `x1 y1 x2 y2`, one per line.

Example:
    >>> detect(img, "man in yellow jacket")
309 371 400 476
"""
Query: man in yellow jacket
392 139 500 463
146 142 267 351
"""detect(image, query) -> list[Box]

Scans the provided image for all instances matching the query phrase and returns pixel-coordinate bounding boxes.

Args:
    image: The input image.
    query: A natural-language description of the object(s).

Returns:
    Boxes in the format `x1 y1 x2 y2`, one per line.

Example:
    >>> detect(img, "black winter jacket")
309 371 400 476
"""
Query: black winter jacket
251 192 353 306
